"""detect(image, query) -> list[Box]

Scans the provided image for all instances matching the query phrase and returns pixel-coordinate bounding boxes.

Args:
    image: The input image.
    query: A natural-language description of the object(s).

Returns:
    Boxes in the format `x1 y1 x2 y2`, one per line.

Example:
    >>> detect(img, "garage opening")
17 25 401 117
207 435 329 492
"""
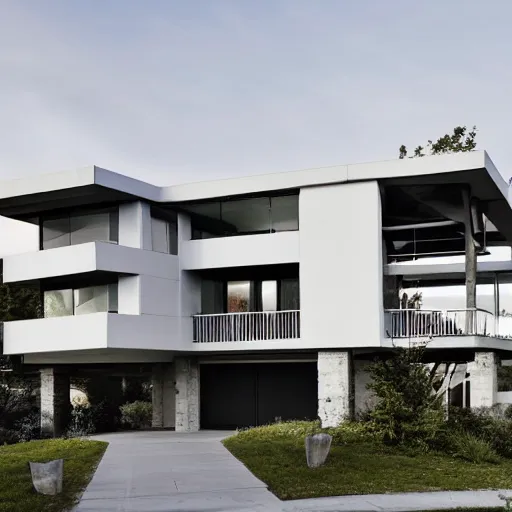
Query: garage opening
200 362 318 429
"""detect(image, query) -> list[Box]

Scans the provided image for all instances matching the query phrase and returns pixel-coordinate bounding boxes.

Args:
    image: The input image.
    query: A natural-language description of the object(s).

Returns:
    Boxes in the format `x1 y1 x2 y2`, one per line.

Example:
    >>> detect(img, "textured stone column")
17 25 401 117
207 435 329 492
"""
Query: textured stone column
175 357 200 432
318 351 353 427
40 368 71 437
152 363 176 428
468 352 498 409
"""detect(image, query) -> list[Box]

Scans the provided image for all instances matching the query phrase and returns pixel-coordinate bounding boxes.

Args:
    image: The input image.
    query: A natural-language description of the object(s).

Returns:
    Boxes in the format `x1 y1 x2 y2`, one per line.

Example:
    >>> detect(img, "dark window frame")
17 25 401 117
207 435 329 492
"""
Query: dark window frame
39 205 120 250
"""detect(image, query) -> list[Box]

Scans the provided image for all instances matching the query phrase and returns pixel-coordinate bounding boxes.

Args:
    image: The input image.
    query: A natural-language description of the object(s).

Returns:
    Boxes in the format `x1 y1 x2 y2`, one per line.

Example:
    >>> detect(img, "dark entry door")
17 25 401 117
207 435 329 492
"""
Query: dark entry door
200 362 317 429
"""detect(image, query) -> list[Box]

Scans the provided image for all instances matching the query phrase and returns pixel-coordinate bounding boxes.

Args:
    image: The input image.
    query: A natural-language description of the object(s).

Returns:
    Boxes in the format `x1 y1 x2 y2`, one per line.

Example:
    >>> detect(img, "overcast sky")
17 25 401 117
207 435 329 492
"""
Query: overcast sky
1 1 512 253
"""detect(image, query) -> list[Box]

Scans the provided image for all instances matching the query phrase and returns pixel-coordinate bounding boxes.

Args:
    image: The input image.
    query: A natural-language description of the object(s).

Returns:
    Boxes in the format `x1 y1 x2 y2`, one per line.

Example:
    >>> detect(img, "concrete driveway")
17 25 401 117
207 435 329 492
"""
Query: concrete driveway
74 431 282 512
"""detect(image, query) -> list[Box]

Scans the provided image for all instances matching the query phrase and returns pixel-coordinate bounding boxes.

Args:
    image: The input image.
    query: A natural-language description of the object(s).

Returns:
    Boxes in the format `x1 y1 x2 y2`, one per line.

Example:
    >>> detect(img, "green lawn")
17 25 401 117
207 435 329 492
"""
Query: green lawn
224 432 512 501
0 438 108 512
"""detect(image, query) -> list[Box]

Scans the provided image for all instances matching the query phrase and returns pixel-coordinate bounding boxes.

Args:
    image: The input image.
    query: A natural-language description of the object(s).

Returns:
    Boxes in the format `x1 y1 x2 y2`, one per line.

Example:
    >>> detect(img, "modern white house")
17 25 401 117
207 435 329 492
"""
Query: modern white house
1 150 512 435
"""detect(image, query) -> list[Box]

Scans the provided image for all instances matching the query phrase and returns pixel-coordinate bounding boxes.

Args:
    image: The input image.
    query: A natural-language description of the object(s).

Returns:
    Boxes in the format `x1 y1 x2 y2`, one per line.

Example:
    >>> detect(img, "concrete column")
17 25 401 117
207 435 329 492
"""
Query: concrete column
462 189 477 310
40 368 71 437
354 359 376 418
119 201 152 249
152 363 176 428
468 352 498 409
175 357 200 432
318 351 353 427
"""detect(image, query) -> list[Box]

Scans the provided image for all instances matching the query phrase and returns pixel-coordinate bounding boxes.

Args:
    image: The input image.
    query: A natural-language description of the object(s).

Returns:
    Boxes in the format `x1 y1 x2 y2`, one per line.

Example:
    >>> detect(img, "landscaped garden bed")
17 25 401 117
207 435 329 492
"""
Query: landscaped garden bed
224 346 512 503
0 438 107 512
224 420 512 500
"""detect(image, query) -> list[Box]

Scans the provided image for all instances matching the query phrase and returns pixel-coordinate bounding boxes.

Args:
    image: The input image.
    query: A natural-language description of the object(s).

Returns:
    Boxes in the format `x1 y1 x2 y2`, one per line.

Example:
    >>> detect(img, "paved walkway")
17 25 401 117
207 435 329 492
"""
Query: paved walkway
74 431 282 511
75 431 512 511
283 490 510 511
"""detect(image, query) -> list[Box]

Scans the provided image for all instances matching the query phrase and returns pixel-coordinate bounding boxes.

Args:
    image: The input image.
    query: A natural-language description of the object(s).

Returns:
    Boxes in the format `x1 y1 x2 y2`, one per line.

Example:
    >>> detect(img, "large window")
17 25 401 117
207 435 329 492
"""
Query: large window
44 284 118 318
151 216 178 254
185 193 299 239
41 208 119 250
201 277 299 314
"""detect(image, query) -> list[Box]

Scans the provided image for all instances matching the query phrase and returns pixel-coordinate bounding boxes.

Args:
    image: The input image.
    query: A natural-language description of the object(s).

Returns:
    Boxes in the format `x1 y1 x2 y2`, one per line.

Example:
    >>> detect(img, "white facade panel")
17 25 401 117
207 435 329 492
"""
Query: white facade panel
3 242 179 283
4 313 188 355
3 242 98 283
4 314 109 354
119 201 152 250
107 314 187 351
96 243 179 280
139 275 179 317
299 181 384 348
118 276 141 315
180 231 299 270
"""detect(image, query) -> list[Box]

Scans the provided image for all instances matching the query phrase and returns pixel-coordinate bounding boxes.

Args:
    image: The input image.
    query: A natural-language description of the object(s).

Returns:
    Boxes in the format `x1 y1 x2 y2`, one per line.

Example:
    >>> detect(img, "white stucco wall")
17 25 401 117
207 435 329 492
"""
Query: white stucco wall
139 274 179 317
180 231 299 270
299 181 384 348
4 313 109 354
118 276 141 314
119 201 152 249
3 241 179 283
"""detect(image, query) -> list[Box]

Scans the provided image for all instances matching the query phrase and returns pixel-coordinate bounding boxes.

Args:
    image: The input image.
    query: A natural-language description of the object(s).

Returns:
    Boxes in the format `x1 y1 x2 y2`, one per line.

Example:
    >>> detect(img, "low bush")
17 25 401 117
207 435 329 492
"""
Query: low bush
452 432 500 464
447 407 512 459
0 427 19 445
15 410 41 443
231 420 381 446
120 401 152 429
67 404 96 438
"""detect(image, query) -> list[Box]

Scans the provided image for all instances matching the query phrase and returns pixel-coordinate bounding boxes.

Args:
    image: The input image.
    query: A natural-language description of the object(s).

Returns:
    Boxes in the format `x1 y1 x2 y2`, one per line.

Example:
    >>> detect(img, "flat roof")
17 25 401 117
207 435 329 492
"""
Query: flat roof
0 150 502 202
0 152 511 241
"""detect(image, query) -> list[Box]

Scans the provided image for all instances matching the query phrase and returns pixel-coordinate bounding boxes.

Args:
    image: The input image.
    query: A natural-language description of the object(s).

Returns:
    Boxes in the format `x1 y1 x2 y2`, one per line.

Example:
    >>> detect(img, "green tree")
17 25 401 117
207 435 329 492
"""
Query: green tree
0 281 41 370
399 125 477 159
368 345 444 447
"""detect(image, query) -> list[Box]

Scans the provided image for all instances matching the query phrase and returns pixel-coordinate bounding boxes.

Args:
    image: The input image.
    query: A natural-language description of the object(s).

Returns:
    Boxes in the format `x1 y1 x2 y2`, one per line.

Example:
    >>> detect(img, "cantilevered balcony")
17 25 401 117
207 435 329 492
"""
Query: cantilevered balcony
193 310 300 343
385 308 496 338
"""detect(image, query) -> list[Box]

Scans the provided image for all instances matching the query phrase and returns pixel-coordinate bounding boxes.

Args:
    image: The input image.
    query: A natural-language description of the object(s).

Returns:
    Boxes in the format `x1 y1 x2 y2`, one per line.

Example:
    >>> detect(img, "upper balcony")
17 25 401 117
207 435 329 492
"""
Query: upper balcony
3 241 179 283
3 312 187 355
383 307 512 351
178 192 299 270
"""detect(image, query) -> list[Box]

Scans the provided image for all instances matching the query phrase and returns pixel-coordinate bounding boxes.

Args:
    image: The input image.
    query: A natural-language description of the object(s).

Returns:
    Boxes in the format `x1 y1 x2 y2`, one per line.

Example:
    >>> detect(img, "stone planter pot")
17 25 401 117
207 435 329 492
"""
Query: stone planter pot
29 459 63 495
305 433 332 468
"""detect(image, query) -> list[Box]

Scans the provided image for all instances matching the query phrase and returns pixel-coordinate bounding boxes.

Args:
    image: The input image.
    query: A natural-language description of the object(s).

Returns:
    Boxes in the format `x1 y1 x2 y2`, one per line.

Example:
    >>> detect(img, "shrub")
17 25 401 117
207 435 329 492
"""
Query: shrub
67 404 95 438
120 401 152 429
447 406 512 459
368 345 444 447
229 420 380 446
505 405 512 420
452 432 500 464
15 410 41 442
0 375 36 431
0 427 19 445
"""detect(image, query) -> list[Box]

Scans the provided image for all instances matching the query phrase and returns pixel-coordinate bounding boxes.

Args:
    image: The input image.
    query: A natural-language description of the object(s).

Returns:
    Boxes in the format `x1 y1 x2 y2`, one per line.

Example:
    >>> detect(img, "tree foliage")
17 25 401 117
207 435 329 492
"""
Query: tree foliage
0 281 41 370
368 345 444 447
399 125 477 159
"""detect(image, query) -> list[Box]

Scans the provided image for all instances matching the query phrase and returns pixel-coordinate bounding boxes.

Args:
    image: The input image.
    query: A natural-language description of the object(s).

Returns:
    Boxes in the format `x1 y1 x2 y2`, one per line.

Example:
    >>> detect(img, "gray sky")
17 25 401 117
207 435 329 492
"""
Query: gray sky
2 0 512 255
1 0 512 188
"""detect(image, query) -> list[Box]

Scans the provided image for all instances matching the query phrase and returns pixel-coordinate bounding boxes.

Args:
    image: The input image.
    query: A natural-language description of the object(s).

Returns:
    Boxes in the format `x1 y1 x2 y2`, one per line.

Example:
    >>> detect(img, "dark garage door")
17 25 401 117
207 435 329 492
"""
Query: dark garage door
200 362 317 429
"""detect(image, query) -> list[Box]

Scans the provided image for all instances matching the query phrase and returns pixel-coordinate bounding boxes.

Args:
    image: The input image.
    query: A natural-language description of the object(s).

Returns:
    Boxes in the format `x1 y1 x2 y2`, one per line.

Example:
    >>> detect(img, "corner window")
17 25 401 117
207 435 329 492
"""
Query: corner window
41 208 119 250
151 216 177 255
43 284 118 318
185 193 299 239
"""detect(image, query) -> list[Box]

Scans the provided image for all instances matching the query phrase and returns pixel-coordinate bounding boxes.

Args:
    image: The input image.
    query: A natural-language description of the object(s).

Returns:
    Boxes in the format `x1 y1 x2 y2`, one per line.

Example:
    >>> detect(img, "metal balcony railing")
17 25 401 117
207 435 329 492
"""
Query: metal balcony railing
193 310 300 343
385 308 495 338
